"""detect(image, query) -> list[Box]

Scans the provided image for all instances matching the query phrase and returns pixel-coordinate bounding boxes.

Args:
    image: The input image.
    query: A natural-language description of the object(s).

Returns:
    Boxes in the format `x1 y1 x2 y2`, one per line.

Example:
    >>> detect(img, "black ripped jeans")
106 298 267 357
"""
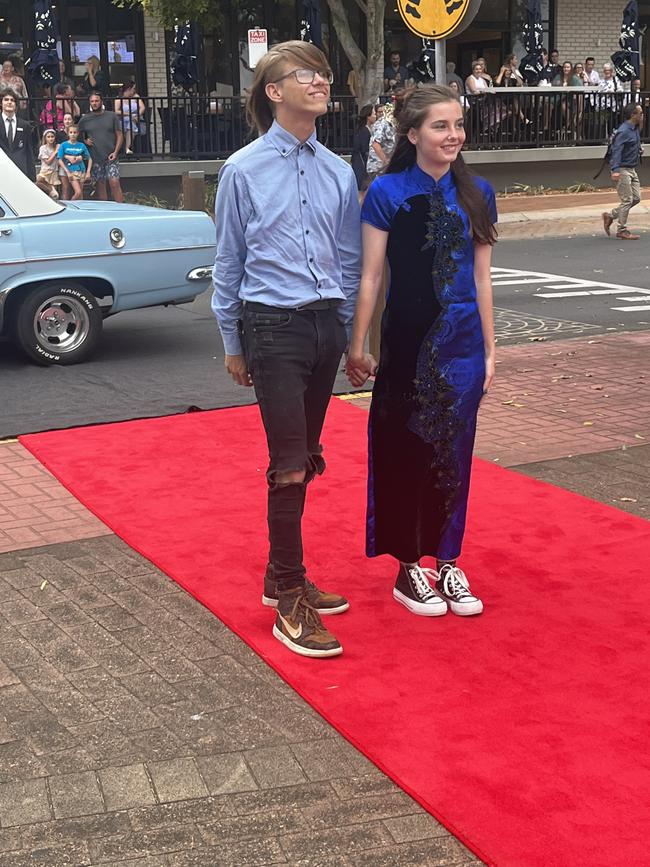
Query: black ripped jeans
242 301 347 592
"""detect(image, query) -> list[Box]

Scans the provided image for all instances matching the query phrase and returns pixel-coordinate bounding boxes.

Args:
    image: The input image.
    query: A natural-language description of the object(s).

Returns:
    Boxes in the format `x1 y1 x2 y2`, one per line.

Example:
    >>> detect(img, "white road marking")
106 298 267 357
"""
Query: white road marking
611 305 650 312
491 266 650 314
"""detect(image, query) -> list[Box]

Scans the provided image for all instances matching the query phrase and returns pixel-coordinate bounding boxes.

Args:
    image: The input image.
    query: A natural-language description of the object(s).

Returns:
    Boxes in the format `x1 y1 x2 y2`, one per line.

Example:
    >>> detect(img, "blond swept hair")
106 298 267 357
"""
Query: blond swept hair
246 40 332 134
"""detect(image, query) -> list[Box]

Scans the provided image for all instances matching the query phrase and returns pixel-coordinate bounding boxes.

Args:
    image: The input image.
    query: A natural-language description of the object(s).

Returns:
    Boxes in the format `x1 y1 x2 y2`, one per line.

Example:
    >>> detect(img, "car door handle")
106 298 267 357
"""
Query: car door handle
0 229 12 236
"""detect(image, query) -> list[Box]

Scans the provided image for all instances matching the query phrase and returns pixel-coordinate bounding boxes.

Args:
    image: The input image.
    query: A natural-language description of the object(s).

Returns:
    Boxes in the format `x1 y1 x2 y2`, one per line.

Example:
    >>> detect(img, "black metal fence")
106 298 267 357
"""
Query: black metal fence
16 89 650 161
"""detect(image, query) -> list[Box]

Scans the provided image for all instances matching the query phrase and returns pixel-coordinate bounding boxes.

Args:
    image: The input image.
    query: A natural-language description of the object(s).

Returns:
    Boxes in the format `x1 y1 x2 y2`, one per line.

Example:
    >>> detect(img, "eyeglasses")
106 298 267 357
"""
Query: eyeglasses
273 68 333 85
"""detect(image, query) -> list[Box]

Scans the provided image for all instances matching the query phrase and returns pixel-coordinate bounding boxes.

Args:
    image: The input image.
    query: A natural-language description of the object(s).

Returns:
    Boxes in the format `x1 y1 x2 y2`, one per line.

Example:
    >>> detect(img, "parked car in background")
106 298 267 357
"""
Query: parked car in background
0 150 215 365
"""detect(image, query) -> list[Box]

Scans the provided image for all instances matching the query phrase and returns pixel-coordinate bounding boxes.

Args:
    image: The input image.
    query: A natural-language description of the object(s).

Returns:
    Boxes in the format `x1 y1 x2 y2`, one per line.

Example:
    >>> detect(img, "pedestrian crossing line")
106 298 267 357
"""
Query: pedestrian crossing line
611 305 650 312
544 283 599 290
538 288 650 298
491 278 562 286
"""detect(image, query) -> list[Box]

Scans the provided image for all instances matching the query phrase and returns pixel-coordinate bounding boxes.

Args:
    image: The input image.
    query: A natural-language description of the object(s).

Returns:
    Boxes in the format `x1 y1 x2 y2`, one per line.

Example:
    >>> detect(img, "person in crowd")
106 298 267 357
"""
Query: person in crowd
602 102 644 241
346 84 496 618
447 79 467 110
496 53 529 126
78 92 124 202
495 53 524 87
55 111 74 143
0 90 35 180
593 63 621 135
367 98 397 178
384 51 409 94
77 55 110 98
347 67 360 99
0 58 28 100
553 61 582 139
574 62 588 85
40 82 81 129
552 60 582 88
584 57 600 85
548 49 562 80
476 57 493 85
351 103 376 193
465 59 491 93
57 124 92 200
446 61 465 93
211 41 361 659
114 80 145 154
36 129 61 198
58 60 75 90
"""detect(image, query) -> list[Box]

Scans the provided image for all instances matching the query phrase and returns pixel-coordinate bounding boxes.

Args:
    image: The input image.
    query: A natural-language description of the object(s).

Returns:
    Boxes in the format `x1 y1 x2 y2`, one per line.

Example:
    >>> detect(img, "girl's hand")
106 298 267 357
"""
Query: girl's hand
483 354 495 395
345 353 378 388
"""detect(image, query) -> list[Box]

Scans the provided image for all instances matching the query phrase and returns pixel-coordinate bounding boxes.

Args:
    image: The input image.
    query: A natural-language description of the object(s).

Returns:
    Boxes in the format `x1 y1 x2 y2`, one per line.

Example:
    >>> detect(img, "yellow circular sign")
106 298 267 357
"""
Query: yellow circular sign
397 0 471 39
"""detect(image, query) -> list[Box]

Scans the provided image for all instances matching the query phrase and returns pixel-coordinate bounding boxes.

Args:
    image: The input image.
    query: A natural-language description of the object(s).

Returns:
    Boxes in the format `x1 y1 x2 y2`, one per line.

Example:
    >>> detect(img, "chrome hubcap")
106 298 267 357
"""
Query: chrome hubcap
34 296 90 353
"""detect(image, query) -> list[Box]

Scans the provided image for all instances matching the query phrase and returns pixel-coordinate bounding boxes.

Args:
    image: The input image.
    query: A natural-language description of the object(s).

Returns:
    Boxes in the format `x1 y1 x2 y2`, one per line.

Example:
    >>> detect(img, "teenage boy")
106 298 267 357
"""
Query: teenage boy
0 90 35 180
211 41 361 659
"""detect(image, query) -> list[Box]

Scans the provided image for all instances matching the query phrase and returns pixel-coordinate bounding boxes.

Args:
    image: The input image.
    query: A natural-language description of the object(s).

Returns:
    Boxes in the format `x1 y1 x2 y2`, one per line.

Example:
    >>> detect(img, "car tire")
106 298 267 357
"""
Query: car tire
13 282 103 366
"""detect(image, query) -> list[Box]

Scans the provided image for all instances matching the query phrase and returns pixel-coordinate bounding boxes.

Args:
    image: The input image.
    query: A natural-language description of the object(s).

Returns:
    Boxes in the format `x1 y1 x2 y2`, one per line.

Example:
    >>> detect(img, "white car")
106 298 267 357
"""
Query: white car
0 150 215 364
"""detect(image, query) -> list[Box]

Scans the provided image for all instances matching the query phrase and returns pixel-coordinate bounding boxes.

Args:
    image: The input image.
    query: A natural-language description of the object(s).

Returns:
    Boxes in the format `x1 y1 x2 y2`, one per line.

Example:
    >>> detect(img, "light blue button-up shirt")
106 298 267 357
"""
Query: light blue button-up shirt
211 120 361 356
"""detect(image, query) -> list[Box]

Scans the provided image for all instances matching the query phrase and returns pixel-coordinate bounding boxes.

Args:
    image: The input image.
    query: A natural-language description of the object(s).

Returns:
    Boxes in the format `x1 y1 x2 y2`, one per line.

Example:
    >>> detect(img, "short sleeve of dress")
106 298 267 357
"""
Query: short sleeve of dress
361 178 394 231
478 177 498 224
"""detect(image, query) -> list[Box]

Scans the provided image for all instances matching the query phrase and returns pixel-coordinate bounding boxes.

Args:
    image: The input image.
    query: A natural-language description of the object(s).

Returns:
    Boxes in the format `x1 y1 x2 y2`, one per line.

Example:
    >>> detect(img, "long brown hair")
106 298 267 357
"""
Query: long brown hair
387 85 497 244
246 40 332 135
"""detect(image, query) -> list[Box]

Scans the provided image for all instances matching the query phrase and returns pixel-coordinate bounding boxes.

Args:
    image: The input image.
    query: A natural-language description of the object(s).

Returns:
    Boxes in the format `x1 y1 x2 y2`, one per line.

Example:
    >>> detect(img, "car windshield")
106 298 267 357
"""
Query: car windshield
0 150 64 218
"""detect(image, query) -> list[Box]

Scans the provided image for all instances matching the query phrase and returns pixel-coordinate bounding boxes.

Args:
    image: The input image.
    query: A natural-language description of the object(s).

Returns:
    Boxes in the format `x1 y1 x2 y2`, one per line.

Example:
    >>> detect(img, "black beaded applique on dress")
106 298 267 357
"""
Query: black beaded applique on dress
407 190 465 504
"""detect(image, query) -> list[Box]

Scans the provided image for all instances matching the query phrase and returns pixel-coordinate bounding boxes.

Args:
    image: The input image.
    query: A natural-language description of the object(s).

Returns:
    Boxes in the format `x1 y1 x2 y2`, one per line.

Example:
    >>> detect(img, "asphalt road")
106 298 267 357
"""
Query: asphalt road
2 235 649 437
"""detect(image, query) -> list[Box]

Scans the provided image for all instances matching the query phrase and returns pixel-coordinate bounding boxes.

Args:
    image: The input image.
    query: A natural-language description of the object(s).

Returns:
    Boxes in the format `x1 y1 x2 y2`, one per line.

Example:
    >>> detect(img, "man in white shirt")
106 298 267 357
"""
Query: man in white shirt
585 57 600 85
0 90 35 180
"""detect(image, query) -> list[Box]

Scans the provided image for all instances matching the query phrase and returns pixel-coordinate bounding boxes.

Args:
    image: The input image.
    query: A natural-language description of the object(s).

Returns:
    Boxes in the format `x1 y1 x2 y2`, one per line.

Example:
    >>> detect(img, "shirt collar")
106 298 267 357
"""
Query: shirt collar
266 119 318 157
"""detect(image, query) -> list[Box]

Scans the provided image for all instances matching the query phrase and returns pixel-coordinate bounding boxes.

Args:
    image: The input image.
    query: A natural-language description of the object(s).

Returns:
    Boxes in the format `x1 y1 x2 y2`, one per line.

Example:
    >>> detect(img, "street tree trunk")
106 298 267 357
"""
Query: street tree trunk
324 0 385 107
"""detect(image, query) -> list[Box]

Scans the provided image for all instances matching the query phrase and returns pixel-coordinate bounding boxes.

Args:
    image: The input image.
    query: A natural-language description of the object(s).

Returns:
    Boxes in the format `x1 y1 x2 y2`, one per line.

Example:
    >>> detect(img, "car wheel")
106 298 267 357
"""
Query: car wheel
13 282 103 366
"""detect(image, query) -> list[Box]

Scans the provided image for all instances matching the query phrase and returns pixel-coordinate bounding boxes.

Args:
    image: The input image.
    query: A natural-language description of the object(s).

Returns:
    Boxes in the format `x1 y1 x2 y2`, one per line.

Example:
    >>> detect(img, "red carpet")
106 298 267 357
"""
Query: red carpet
20 401 650 867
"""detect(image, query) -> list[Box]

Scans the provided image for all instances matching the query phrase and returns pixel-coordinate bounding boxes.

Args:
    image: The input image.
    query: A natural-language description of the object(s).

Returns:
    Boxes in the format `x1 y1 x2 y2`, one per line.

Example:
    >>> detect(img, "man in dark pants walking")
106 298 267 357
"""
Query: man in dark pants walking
211 41 361 658
602 103 644 241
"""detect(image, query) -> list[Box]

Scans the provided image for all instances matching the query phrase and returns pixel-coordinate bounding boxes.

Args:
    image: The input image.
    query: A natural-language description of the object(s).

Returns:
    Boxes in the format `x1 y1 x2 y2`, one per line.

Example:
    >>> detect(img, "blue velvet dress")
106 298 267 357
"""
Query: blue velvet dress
361 164 497 563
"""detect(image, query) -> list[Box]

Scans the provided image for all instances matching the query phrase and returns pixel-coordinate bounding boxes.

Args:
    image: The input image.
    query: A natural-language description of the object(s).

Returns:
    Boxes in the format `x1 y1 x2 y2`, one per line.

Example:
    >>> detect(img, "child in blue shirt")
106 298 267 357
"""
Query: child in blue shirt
57 125 92 200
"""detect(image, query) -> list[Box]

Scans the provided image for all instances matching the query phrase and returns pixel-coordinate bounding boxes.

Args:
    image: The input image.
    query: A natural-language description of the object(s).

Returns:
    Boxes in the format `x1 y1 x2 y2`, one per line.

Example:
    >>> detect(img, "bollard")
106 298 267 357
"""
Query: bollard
182 170 205 212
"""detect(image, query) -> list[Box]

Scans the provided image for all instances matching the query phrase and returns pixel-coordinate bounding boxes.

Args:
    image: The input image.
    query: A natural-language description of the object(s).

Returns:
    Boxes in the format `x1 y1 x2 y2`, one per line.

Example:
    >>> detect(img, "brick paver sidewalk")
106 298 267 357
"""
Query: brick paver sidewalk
0 331 647 865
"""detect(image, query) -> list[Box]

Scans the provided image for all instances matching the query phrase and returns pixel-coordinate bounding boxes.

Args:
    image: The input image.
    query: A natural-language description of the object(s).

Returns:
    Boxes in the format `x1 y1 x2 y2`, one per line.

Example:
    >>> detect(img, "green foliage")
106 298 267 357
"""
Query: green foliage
113 0 223 31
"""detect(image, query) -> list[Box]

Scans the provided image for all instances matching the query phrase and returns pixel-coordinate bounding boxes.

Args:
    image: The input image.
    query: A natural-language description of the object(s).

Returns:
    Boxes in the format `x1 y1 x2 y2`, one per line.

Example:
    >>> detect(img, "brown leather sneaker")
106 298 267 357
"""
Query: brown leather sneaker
262 565 349 614
273 590 343 658
616 228 640 240
602 212 613 236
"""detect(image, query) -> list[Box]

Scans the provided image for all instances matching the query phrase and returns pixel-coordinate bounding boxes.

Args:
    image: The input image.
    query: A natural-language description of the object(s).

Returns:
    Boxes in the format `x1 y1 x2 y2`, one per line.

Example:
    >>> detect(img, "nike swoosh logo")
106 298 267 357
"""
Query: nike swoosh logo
279 614 302 640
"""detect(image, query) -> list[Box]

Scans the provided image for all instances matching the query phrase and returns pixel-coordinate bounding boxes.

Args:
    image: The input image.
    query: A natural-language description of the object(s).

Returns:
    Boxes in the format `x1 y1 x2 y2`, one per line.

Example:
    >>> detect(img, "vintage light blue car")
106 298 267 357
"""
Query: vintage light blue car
0 150 216 365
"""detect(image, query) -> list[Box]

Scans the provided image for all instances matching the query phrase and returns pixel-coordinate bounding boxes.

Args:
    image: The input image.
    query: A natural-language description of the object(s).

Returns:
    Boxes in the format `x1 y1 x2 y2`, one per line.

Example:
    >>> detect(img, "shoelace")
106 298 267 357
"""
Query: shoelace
289 592 327 633
438 564 473 600
407 565 437 599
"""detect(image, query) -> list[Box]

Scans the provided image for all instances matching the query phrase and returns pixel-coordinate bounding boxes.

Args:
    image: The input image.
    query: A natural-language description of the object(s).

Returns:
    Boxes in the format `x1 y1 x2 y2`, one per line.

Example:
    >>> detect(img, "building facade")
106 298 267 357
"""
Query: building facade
0 0 647 99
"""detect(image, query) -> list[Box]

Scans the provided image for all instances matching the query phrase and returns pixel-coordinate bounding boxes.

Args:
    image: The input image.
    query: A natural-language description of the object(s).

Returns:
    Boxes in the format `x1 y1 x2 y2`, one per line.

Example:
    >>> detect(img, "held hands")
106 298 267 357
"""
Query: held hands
345 352 378 388
225 354 253 387
611 171 621 182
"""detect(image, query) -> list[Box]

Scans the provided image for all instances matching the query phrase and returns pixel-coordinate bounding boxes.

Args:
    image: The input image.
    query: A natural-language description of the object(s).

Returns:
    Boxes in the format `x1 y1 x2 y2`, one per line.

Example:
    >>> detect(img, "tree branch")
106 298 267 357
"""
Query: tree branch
324 0 365 70
352 0 368 16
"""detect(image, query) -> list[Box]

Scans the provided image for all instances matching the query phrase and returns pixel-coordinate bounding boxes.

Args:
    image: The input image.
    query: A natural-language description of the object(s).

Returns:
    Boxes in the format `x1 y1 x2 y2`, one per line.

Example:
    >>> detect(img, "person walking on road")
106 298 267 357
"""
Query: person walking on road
346 85 497 620
602 102 644 241
211 41 361 659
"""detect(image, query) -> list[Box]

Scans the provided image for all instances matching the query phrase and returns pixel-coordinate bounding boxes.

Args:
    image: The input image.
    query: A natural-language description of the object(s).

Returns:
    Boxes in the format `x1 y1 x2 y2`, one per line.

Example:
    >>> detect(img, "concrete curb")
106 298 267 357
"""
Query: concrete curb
499 203 650 225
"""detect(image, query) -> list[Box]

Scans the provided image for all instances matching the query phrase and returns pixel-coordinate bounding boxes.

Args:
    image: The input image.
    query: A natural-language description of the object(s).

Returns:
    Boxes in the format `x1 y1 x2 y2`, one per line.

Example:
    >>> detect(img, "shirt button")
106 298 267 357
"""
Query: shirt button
305 229 310 235
300 170 305 175
309 257 314 263
302 199 306 205
317 282 322 288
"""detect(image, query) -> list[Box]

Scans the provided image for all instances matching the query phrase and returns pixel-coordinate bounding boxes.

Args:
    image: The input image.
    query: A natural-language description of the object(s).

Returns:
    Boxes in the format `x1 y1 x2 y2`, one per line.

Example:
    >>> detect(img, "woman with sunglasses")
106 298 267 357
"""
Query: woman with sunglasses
212 42 361 659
